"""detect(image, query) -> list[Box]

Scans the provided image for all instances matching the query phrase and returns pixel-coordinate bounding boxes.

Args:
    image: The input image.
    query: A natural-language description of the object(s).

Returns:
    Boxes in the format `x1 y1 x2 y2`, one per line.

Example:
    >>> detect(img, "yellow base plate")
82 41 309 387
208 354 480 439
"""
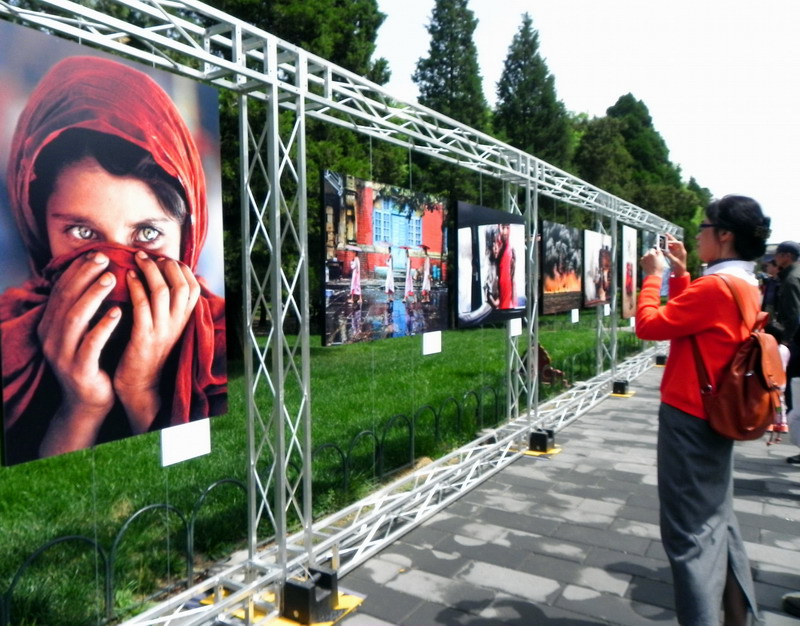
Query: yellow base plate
198 589 364 625
523 445 562 457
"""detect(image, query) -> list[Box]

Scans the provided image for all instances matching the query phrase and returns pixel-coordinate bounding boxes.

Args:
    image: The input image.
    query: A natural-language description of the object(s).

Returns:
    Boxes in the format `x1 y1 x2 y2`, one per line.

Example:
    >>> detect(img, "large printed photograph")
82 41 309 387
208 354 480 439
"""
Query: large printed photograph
0 22 227 465
620 225 638 319
582 229 613 307
540 220 583 315
322 170 448 345
456 202 526 327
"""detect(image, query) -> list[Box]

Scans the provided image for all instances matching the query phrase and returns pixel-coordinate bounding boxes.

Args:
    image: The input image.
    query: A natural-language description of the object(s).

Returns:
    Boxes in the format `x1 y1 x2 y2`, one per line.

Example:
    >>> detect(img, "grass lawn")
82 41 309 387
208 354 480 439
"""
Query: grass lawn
0 311 642 624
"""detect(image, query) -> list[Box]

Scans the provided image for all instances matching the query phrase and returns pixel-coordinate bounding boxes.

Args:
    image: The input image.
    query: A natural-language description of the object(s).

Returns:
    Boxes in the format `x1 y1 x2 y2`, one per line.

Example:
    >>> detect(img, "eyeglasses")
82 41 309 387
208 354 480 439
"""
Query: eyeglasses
698 223 719 229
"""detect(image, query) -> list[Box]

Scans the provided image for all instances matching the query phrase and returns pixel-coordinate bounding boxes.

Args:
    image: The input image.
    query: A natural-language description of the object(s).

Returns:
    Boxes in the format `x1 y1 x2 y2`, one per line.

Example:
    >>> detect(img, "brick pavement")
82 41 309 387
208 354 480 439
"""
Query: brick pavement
338 366 800 625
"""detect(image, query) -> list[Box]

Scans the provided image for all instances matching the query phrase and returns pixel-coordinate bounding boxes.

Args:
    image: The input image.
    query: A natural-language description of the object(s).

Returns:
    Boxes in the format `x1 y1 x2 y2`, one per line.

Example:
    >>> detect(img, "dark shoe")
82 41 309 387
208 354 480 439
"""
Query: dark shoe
783 592 800 617
787 455 800 464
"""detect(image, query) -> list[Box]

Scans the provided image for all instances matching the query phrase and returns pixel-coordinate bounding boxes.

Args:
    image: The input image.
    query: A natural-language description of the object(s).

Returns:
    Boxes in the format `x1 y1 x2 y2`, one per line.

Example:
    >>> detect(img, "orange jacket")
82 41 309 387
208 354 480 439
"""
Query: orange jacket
636 272 759 419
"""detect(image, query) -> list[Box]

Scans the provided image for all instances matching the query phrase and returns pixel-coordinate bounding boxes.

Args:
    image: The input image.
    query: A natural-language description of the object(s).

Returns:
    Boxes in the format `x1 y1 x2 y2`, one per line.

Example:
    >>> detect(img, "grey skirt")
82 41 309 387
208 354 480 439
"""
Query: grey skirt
657 402 758 624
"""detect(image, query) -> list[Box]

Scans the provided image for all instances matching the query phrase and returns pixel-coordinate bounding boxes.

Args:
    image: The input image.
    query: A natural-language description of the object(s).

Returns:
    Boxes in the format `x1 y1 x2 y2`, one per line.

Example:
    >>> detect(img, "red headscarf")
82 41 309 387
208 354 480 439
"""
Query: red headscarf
2 56 226 450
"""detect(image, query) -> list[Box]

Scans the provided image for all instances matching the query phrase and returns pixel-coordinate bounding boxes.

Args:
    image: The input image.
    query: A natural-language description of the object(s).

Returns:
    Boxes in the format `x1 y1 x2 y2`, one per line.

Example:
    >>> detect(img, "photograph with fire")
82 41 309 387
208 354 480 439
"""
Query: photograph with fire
540 220 583 315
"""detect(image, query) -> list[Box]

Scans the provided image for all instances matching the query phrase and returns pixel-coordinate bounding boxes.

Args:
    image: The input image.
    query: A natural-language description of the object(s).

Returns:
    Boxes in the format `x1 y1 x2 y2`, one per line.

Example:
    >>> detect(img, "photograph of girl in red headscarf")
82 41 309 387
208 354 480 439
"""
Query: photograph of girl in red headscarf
0 23 227 465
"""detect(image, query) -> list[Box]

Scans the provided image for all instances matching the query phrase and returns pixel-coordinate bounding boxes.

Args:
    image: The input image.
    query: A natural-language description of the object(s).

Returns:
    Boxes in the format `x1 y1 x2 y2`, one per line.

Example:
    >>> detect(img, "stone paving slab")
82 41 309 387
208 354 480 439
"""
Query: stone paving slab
340 366 800 625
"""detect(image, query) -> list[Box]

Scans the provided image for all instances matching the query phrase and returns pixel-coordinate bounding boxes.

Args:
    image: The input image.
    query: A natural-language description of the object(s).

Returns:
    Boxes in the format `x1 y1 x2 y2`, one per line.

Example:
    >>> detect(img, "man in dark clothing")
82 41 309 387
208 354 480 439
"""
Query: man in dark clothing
773 240 800 464
761 258 780 315
774 240 800 617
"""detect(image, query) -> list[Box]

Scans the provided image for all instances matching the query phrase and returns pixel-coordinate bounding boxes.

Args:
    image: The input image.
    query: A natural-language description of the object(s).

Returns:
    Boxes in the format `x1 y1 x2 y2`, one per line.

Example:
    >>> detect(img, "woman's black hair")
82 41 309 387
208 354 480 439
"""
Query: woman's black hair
706 195 771 261
30 128 187 244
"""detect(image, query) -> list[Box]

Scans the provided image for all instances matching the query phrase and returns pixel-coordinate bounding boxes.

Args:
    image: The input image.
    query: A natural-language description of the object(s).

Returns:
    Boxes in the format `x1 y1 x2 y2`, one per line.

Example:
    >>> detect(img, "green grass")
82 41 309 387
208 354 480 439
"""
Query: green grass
0 311 643 624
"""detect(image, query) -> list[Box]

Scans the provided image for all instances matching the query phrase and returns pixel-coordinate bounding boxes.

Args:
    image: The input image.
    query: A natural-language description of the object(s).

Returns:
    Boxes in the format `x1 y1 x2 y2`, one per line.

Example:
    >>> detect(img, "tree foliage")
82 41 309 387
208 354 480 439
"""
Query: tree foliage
572 115 636 200
412 0 490 132
572 93 711 273
606 93 681 188
494 13 570 168
410 0 496 206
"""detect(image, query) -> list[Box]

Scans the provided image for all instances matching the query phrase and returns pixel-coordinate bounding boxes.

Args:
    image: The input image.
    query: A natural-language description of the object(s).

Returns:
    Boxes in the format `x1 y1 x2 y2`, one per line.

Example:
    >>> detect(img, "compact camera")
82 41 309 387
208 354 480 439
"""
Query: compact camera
657 234 668 252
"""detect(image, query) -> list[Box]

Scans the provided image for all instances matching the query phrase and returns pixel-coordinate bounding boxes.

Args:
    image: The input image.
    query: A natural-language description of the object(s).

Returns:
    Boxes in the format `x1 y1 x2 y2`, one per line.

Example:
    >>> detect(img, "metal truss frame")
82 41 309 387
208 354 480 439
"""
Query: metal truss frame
503 175 535 425
593 214 617 379
0 1 681 623
125 345 663 625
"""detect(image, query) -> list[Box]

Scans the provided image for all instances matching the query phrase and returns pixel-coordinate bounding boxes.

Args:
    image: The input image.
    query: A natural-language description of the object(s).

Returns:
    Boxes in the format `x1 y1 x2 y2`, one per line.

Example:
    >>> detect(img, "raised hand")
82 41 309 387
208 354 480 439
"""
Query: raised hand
37 250 122 456
663 234 687 278
113 251 200 433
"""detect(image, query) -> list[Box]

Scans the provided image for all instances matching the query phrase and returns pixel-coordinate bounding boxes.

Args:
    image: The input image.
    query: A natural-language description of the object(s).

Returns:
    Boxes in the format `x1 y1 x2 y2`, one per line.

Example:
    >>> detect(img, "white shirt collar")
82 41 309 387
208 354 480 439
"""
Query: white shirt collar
702 259 758 285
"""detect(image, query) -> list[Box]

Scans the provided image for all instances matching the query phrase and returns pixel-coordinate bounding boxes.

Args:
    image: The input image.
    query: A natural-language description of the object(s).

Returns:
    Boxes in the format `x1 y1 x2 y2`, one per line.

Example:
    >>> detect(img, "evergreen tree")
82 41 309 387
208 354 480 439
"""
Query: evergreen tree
410 0 495 207
606 93 681 187
494 13 570 168
596 94 710 274
572 115 636 201
412 0 490 132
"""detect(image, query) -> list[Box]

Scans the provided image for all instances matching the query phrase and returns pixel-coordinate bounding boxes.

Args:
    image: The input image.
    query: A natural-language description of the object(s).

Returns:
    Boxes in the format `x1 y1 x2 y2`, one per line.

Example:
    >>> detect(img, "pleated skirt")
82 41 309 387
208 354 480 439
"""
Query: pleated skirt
657 402 758 624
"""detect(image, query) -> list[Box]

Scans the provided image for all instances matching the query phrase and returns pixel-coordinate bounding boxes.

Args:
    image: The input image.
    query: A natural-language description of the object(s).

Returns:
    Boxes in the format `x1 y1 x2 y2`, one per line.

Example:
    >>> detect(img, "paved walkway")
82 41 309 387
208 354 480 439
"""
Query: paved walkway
338 366 800 625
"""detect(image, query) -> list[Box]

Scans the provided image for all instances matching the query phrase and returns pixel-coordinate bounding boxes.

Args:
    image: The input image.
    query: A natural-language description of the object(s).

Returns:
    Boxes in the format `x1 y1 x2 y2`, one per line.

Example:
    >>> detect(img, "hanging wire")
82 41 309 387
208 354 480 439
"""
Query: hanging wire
90 449 102 620
408 144 413 191
369 142 377 439
165 465 172 593
408 144 417 422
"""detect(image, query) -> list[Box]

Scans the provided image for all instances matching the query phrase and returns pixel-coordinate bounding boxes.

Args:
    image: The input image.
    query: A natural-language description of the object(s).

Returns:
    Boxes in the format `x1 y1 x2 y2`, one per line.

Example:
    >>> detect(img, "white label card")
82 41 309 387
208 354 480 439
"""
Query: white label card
423 331 442 355
161 419 211 467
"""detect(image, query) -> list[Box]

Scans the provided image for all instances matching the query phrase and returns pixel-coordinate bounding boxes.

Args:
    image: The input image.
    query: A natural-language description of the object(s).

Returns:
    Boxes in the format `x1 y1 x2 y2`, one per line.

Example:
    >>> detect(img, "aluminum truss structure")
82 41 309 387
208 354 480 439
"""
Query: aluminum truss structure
0 1 682 623
124 344 664 626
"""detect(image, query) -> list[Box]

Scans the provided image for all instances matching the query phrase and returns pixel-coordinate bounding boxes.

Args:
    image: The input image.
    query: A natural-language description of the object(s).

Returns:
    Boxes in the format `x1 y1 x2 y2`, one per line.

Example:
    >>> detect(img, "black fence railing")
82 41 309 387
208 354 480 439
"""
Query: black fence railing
0 478 246 625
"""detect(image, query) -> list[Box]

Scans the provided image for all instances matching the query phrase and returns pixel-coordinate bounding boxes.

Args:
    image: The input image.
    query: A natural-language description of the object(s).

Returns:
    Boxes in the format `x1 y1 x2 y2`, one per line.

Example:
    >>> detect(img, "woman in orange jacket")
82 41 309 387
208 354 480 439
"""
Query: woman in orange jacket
636 195 771 625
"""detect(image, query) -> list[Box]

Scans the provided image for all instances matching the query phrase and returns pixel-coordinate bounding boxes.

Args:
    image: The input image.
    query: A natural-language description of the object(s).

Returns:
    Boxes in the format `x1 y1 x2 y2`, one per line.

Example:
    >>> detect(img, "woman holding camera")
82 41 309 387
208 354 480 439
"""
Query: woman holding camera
636 195 770 625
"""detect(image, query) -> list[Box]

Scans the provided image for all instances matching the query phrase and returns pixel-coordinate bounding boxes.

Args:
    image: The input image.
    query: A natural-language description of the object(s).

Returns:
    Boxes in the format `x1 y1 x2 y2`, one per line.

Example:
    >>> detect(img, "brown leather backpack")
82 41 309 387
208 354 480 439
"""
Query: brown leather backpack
690 273 786 440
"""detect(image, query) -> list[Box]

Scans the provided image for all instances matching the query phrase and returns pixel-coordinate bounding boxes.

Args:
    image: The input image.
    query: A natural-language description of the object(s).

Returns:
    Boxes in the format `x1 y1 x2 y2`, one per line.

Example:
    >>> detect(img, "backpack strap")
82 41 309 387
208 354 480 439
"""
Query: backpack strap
690 334 713 396
689 273 760 398
715 273 765 331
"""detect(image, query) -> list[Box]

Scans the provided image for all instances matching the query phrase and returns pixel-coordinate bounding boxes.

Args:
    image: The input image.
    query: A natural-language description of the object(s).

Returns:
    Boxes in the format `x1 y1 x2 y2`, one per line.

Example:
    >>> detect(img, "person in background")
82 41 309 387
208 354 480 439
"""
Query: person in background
636 195 769 625
761 257 780 316
764 323 790 444
497 223 515 309
348 251 361 305
402 250 414 303
771 240 800 463
483 226 500 309
384 246 395 302
420 246 432 303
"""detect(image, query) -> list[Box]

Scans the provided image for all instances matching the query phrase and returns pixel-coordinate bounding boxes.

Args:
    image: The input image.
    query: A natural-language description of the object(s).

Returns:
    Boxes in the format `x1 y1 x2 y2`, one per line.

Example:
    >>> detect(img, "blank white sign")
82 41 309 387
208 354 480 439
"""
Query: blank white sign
161 419 211 467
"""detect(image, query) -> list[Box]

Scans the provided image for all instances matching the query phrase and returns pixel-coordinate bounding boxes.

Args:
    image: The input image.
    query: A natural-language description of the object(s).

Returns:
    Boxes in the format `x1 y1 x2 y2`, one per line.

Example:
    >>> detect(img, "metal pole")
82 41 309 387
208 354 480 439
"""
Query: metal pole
231 25 259 567
294 51 315 570
610 213 619 378
528 164 540 420
264 37 288 581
